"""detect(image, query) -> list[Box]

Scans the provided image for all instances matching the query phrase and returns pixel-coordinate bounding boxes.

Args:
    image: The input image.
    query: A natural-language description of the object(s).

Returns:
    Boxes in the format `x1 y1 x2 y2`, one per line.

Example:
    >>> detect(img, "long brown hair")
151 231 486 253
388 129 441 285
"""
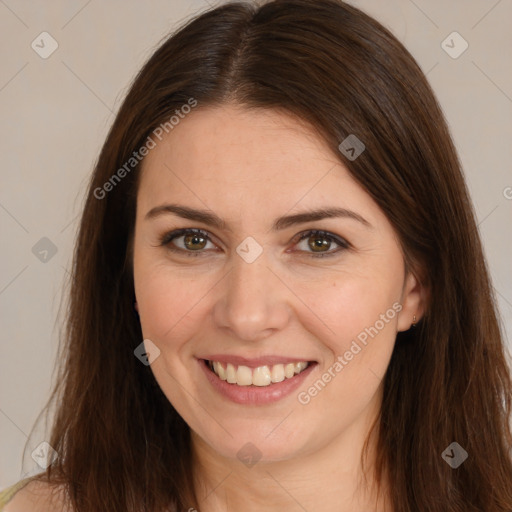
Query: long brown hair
27 0 512 510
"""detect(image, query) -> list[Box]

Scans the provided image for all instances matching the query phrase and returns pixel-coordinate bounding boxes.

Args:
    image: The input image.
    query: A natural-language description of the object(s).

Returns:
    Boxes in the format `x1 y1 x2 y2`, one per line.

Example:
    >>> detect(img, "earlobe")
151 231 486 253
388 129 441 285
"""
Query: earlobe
397 271 427 332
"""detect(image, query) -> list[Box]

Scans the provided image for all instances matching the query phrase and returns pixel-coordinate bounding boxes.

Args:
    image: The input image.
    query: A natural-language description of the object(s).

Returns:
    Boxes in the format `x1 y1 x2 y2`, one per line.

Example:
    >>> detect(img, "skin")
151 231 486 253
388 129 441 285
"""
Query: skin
132 104 426 512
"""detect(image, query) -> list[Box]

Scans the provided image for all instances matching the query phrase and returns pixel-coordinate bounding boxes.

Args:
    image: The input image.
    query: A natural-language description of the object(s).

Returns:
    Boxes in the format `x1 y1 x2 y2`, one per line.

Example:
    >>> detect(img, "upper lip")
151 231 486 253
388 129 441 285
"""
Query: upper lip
200 354 316 368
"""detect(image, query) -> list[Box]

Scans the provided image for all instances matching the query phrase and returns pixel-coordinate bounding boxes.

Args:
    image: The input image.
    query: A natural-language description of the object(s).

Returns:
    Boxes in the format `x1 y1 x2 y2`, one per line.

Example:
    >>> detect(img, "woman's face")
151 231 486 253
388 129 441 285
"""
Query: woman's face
133 104 423 463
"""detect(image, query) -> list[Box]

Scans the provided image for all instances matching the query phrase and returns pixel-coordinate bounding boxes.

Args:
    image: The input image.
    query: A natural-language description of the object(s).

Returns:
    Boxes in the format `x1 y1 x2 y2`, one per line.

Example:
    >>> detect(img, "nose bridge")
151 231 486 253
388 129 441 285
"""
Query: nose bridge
213 247 290 341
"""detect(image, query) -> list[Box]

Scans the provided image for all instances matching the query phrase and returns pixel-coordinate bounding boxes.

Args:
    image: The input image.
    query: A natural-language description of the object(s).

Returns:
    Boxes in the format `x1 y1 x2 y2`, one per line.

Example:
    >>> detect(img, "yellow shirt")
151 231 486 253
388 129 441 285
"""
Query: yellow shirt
0 477 38 510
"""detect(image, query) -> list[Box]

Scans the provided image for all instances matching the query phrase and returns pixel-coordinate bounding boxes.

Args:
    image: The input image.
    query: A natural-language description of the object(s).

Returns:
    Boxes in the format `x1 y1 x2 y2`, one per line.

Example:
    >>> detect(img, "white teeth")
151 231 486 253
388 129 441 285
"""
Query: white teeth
253 366 272 386
271 364 285 383
236 365 253 386
284 363 295 379
213 361 226 381
294 361 308 374
208 360 310 386
226 363 237 383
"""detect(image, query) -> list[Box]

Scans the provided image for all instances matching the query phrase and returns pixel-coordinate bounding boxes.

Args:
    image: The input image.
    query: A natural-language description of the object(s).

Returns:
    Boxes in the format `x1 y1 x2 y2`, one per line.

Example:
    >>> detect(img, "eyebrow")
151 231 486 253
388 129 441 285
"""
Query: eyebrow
144 203 372 231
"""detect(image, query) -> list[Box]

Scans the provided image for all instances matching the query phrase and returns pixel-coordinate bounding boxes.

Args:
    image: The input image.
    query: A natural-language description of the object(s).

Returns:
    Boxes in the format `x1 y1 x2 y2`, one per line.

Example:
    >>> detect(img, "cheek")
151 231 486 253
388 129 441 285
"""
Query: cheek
133 254 228 381
133 264 210 405
295 267 401 351
293 268 401 416
294 270 400 401
135 266 208 343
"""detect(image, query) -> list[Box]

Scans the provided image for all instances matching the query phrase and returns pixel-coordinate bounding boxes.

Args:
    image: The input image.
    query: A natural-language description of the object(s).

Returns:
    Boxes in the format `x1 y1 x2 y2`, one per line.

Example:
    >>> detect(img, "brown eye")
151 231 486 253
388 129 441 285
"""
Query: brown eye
160 228 215 256
308 234 332 252
293 230 349 258
183 232 208 251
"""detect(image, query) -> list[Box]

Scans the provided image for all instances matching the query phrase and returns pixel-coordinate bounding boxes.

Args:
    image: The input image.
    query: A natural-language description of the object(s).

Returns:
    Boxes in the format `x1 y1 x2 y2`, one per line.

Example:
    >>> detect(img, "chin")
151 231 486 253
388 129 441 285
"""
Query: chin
193 420 315 465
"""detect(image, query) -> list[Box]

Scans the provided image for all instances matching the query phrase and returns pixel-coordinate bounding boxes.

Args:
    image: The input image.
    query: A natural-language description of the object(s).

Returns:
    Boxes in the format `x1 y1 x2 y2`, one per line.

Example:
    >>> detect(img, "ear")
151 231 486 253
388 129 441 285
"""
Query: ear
134 301 139 312
397 270 428 332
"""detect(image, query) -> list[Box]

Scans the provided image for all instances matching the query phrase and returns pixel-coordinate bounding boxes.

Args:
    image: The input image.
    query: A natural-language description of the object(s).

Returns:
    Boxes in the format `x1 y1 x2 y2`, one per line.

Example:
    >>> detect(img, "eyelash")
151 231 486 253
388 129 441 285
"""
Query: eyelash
158 228 350 258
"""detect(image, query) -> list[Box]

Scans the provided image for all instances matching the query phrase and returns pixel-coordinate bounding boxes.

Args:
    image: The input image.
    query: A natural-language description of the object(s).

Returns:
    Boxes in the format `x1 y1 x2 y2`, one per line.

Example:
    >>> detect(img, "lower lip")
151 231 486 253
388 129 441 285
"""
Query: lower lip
199 359 317 405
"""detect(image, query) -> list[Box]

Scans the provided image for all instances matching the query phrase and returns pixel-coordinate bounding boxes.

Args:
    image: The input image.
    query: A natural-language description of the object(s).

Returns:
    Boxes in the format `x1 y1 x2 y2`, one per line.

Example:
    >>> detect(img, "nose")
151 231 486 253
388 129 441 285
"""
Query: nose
213 249 291 342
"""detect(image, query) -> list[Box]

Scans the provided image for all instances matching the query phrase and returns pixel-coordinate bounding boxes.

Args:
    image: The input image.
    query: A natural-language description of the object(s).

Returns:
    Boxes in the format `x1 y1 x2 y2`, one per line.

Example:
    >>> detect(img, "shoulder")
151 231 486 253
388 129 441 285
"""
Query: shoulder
2 477 71 512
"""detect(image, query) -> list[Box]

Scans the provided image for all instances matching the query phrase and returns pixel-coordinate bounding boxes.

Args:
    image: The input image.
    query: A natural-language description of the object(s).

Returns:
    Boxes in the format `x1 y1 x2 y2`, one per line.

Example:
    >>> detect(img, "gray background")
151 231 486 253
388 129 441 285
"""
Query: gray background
1 0 511 487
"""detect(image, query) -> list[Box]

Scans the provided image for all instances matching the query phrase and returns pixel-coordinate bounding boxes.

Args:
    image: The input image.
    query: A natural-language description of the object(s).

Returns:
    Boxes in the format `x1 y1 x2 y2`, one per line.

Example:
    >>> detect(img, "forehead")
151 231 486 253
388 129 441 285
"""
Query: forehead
136 104 379 226
140 105 337 181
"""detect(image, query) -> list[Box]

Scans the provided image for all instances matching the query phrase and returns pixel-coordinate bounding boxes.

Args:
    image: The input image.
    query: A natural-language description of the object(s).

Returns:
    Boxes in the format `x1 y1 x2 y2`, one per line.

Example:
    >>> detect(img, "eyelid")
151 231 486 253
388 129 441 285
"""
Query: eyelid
158 227 350 257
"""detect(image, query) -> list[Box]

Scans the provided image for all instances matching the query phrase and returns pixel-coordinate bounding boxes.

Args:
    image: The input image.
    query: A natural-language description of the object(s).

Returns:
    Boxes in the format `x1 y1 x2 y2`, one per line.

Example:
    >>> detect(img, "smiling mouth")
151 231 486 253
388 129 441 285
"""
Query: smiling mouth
204 359 314 387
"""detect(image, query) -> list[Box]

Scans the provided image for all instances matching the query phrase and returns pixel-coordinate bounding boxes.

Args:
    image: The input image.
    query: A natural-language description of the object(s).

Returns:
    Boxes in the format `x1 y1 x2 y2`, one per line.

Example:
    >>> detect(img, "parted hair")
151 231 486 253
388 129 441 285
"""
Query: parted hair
26 1 512 510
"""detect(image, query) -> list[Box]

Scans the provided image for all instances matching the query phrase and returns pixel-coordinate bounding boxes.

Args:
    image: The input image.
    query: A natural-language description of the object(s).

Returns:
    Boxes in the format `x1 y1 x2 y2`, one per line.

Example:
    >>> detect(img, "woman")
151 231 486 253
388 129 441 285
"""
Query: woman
2 0 511 510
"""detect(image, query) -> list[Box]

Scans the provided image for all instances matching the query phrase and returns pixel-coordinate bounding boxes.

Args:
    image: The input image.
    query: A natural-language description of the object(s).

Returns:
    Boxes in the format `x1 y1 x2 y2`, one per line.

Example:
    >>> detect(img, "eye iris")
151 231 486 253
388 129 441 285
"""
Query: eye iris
184 233 207 250
308 234 330 252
